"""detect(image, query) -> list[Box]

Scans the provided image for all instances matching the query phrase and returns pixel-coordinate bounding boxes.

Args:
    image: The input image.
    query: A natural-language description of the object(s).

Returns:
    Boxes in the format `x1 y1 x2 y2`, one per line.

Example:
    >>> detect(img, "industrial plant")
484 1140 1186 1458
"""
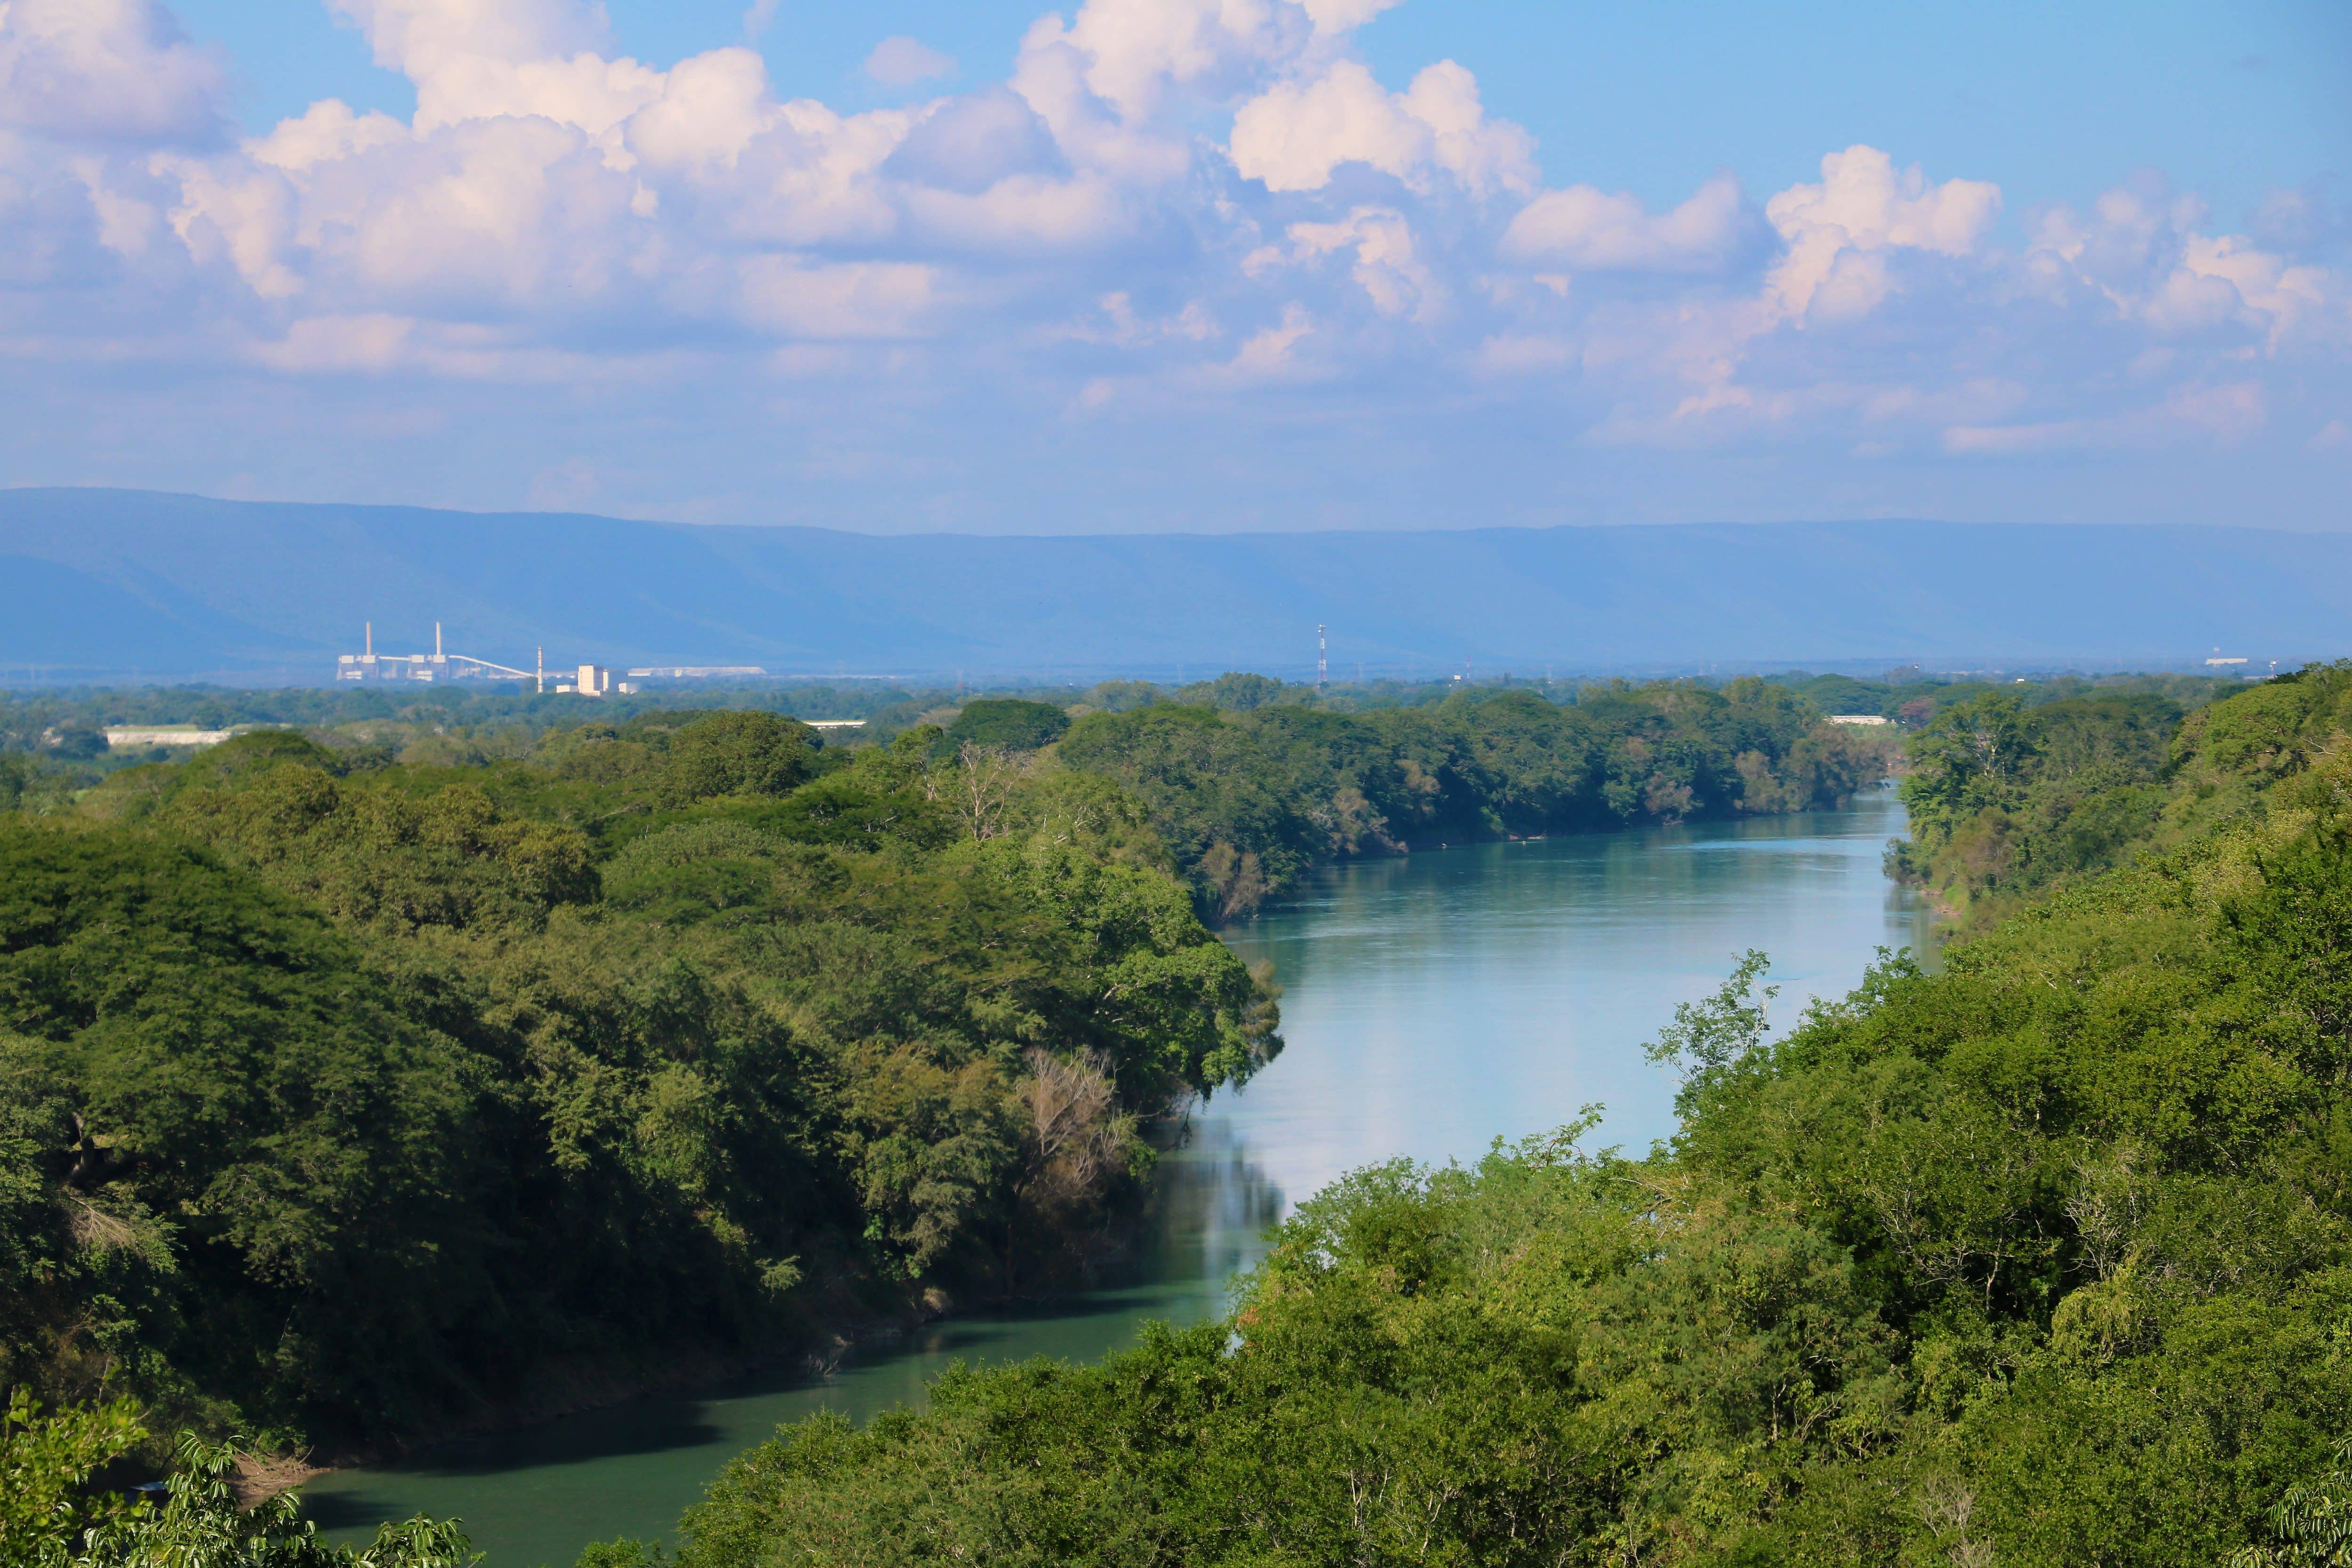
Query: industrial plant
336 623 532 685
336 626 769 693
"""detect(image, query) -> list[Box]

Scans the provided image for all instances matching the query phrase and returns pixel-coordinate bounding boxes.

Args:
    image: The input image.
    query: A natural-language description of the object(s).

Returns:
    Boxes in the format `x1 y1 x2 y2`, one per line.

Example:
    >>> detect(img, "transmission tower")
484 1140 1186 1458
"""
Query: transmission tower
1317 624 1327 691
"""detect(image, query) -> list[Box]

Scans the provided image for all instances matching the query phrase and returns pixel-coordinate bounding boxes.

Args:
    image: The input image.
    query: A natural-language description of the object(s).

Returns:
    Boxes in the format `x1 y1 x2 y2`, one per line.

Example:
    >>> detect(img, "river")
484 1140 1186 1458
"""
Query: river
301 788 1934 1564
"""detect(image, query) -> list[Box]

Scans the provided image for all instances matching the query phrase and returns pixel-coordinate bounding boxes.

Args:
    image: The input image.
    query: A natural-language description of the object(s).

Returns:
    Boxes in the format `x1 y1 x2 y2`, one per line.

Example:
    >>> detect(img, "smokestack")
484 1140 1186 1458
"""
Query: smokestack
435 621 443 659
365 621 373 658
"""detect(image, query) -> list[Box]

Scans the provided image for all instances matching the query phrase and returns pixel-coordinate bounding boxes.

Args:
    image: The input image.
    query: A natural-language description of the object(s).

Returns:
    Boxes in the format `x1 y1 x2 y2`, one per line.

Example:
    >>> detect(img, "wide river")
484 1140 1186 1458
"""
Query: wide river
303 789 1934 1564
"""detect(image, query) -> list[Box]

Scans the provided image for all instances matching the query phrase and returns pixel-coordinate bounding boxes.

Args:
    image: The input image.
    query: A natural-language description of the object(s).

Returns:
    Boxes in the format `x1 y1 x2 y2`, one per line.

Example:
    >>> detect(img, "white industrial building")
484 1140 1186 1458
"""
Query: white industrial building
337 623 532 684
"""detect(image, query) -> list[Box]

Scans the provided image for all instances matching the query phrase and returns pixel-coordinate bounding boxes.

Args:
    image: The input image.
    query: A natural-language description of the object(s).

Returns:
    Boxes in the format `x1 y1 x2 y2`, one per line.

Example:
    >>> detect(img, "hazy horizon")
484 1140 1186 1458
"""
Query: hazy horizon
0 489 2339 683
21 484 2352 541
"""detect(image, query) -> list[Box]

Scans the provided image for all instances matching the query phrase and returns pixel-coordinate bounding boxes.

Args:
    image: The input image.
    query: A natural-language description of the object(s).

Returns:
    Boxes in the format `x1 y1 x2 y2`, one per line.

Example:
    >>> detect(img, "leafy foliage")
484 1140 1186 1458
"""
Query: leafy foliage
647 665 2352 1566
0 716 1274 1446
2231 1439 2352 1568
1 1388 147 1566
1643 947 1779 1115
944 700 1069 752
655 712 818 806
1058 679 1896 918
1893 666 2352 922
0 1392 477 1568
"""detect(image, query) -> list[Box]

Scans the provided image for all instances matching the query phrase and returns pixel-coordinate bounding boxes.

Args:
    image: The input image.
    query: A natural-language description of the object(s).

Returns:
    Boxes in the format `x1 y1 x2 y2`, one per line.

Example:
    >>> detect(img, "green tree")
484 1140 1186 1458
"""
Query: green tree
660 712 817 805
0 823 485 1436
945 700 1070 752
1186 672 1286 712
1899 689 2039 836
2232 1440 2352 1567
0 1390 145 1568
1643 948 1776 1114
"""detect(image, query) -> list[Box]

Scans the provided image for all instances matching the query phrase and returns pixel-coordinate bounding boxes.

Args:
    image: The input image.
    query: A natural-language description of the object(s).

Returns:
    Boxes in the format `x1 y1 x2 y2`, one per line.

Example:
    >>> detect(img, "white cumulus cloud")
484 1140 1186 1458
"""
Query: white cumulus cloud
1265 206 1438 318
1764 145 2002 320
1502 173 1746 271
0 0 2343 527
0 0 226 142
1229 58 1534 196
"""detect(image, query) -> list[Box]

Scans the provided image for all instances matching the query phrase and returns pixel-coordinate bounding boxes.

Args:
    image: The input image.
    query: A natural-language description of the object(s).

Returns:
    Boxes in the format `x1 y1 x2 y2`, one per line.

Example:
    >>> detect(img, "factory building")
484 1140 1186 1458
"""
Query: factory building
334 625 721 695
337 623 532 684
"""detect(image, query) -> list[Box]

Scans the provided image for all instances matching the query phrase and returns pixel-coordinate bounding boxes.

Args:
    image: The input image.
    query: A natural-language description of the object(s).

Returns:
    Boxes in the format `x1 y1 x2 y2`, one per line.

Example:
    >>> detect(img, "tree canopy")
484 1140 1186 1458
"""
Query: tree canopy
944 700 1071 752
1 718 1274 1448
1059 680 1896 918
644 665 2352 1566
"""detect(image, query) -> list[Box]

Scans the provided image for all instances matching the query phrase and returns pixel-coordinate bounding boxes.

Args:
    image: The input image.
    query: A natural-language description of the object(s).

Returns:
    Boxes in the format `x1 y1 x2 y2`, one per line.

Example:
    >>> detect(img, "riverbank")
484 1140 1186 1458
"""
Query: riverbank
297 798 1931 1564
672 672 2352 1564
3 716 1277 1472
235 1289 954 1503
271 1105 1223 1499
286 790 1919 1500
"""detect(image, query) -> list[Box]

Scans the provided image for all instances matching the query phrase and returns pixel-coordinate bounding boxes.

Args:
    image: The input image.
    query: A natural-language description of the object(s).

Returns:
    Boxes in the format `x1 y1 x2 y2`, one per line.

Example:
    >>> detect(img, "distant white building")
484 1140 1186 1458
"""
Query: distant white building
1827 714 1889 726
557 664 613 696
103 726 235 748
627 667 768 679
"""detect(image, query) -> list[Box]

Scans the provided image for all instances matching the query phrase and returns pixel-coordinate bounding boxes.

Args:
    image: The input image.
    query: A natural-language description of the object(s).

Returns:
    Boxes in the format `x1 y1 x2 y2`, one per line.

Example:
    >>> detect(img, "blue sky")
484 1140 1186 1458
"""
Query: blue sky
1 0 2346 531
174 0 2352 225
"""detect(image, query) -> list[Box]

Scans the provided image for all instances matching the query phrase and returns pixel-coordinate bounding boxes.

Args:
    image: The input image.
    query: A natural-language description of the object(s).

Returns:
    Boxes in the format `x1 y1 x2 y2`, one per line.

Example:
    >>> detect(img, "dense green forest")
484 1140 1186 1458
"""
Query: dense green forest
1 711 1276 1452
1 663 2276 1567
616 665 2352 1566
1 667 2221 820
1058 678 1899 917
1889 673 2324 926
0 670 1937 1464
0 670 1951 922
0 667 2229 750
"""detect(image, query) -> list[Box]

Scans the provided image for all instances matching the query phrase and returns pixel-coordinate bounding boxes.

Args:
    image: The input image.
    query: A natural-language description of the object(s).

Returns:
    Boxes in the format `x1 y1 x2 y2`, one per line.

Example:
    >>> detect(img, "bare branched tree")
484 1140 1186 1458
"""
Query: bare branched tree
955 741 1029 841
1018 1048 1128 1208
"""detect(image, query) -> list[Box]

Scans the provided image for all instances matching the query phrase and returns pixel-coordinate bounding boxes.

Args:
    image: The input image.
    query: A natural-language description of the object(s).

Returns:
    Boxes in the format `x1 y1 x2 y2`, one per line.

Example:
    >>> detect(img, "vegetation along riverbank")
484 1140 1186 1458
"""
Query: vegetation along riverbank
11 665 2172 924
588 662 2352 1565
3 664 2273 1566
2 711 1275 1465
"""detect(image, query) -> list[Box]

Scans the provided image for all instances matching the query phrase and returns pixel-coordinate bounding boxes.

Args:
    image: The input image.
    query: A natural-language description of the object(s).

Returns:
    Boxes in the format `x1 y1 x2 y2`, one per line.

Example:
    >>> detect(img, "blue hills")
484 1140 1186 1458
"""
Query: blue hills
1 487 2344 683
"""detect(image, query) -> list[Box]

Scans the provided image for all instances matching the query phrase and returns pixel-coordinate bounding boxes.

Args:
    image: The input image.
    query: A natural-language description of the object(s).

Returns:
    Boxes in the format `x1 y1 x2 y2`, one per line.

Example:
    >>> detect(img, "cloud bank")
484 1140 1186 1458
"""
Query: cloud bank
2 0 2346 527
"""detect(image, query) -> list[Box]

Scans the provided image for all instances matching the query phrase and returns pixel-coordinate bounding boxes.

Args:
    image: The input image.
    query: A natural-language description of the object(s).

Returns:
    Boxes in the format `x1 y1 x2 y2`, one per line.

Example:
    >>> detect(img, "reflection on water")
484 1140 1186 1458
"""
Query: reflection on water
1213 785 1935 1198
304 1128 1288 1560
302 791 1931 1565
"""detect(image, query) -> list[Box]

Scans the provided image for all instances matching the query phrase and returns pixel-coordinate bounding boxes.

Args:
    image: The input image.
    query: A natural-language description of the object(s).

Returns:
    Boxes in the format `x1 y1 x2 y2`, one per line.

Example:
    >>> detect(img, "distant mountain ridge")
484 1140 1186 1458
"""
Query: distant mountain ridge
0 487 2342 682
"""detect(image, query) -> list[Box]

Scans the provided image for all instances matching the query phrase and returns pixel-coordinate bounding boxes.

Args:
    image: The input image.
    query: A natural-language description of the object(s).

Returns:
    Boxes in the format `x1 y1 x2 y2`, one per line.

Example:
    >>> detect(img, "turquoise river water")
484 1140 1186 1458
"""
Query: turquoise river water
301 788 1935 1564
